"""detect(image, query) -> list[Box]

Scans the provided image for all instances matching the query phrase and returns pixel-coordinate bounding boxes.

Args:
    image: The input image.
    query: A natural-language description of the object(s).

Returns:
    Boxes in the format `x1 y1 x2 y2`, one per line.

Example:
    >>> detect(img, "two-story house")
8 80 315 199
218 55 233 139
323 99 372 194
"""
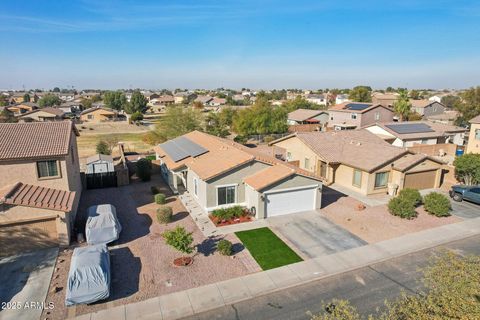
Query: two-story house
466 115 480 154
327 102 394 130
0 121 82 256
410 100 445 117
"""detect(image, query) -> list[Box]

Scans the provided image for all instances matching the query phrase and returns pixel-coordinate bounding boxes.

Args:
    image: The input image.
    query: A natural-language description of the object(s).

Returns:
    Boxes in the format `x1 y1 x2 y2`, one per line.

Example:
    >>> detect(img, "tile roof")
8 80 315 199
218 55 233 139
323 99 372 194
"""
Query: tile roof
0 121 78 161
0 182 75 212
286 130 408 172
80 106 117 115
288 109 327 122
328 102 389 114
19 107 64 118
392 153 444 172
244 165 295 191
154 131 322 183
410 99 436 108
469 115 480 124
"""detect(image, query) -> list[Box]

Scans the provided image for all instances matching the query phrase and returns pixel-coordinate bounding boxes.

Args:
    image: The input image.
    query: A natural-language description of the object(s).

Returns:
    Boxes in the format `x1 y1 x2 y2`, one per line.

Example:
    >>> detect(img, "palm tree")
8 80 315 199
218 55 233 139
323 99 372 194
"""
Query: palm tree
394 91 411 121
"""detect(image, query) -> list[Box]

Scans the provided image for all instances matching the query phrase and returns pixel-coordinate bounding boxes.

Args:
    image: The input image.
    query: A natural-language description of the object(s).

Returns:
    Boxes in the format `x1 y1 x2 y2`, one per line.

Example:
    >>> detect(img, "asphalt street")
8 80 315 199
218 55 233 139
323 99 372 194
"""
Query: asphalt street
182 234 480 320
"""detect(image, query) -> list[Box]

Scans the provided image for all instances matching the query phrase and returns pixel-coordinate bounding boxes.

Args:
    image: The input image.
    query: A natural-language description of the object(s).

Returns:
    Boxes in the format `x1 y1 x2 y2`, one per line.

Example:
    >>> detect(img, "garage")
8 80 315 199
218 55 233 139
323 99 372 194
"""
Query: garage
404 170 437 190
0 217 58 257
265 187 317 217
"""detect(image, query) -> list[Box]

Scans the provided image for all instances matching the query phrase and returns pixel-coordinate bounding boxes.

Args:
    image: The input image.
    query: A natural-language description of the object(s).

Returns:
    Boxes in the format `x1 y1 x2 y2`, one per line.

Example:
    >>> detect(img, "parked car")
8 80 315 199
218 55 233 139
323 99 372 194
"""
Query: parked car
449 185 480 204
65 244 111 306
85 204 122 245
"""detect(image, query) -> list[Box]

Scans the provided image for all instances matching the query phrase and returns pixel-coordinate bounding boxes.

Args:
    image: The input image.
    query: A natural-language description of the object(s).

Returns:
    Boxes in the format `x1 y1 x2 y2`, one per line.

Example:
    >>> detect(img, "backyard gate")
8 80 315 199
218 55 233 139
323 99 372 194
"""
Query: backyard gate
86 171 117 189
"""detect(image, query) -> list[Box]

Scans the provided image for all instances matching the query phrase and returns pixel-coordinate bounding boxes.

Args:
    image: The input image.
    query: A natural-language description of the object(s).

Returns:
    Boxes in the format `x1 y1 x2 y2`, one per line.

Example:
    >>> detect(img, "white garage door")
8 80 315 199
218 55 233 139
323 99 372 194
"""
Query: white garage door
265 187 316 217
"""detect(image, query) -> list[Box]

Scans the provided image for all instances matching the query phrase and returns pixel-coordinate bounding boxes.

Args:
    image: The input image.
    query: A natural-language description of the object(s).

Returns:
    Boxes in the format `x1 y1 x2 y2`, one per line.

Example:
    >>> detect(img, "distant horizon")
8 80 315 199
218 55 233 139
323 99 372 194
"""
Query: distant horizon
2 1 480 89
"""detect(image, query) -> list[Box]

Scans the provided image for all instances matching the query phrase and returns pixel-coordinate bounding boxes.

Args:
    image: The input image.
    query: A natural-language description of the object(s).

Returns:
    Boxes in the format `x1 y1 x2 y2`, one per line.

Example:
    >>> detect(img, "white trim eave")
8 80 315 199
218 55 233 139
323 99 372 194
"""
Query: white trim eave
263 184 320 195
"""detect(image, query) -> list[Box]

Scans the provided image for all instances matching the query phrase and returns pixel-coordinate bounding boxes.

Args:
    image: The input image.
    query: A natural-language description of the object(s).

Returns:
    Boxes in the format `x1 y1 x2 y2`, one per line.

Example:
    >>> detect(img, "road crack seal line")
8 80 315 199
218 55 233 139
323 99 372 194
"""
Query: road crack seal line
367 266 418 295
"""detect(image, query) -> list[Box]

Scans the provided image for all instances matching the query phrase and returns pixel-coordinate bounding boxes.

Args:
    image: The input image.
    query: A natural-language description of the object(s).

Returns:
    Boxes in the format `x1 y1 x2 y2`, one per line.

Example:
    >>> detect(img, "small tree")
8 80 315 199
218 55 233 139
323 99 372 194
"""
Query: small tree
130 111 144 122
393 90 411 121
136 158 152 181
453 153 480 185
162 226 194 254
423 192 451 217
23 93 30 102
38 93 62 108
96 140 111 155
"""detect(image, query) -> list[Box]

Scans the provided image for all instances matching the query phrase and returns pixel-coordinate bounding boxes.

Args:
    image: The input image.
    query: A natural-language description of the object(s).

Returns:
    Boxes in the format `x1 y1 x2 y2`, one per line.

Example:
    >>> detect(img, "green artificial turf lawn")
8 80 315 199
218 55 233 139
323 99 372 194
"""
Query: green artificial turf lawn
235 227 303 270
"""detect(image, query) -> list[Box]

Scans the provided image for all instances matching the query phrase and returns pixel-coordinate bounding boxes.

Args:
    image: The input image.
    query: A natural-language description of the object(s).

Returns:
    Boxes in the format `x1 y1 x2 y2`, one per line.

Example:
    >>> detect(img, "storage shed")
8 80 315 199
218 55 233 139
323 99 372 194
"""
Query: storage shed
86 154 114 174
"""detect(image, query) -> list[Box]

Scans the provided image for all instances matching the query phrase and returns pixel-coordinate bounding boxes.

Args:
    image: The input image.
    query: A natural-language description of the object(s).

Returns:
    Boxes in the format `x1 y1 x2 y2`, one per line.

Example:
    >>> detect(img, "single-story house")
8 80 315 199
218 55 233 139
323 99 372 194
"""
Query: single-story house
410 100 445 117
154 131 323 219
335 94 350 105
271 130 445 195
287 109 329 125
371 92 400 107
328 102 394 130
426 110 459 125
304 94 327 106
364 121 467 147
80 106 118 122
194 95 214 105
7 102 38 115
18 107 65 122
151 95 175 106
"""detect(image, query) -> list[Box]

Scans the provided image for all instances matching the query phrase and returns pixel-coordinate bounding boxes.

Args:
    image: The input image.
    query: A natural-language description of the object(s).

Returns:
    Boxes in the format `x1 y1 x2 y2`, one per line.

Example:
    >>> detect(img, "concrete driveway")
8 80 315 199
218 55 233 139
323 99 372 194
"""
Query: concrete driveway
0 247 58 320
450 199 480 219
268 211 367 258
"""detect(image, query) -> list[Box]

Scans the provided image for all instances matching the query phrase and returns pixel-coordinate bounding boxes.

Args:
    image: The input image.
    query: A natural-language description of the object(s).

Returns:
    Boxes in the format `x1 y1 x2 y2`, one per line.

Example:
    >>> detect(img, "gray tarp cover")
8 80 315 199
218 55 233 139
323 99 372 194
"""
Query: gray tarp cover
85 204 122 244
65 244 110 306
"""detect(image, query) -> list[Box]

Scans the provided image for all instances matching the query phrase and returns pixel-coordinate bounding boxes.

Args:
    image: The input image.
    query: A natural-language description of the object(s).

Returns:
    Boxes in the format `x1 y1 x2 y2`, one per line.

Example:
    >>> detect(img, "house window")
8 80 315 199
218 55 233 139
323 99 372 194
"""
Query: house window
352 169 362 187
193 178 198 196
37 160 60 178
475 129 480 140
304 157 310 169
87 114 93 119
421 139 428 144
330 116 333 121
374 172 389 188
319 161 327 178
375 112 380 121
286 152 292 161
351 113 357 120
217 185 236 205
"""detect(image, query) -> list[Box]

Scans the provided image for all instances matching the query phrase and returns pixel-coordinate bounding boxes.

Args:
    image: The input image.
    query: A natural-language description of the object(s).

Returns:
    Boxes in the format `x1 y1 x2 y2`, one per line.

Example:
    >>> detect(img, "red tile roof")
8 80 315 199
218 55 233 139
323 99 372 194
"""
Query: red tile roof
0 182 75 212
0 121 78 161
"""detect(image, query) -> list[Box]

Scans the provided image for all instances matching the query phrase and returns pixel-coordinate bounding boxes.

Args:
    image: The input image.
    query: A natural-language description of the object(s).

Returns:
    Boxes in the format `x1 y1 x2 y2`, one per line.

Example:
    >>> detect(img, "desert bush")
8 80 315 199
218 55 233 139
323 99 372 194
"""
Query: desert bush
154 193 166 204
136 158 152 181
388 196 417 219
96 140 110 155
156 206 173 224
233 135 247 144
216 239 233 256
211 206 245 220
151 186 159 194
423 192 451 217
398 188 422 206
162 226 193 254
263 135 276 144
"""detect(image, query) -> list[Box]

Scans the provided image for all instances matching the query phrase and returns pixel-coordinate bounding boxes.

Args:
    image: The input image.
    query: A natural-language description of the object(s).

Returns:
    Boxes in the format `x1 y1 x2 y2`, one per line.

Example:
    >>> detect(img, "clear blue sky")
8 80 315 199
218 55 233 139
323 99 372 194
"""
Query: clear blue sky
1 0 479 90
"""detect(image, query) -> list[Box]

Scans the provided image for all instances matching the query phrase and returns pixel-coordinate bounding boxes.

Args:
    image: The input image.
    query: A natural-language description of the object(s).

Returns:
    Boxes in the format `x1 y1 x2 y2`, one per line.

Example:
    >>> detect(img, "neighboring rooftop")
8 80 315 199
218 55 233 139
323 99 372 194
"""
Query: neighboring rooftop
19 107 64 118
80 106 117 115
469 115 480 124
0 121 78 161
328 102 386 113
410 99 442 108
86 154 114 164
369 121 466 140
288 109 327 122
274 129 408 172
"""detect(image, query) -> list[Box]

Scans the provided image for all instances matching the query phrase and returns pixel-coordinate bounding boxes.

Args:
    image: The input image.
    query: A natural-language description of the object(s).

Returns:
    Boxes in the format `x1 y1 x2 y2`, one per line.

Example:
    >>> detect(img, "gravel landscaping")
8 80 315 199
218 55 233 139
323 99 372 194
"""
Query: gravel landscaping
321 195 461 243
42 174 255 320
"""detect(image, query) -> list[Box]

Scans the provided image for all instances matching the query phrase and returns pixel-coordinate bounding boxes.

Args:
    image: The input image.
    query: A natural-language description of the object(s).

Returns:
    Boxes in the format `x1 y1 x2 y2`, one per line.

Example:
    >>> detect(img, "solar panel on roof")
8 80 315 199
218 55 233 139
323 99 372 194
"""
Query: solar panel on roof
346 103 371 111
176 137 208 158
385 123 435 134
158 136 208 162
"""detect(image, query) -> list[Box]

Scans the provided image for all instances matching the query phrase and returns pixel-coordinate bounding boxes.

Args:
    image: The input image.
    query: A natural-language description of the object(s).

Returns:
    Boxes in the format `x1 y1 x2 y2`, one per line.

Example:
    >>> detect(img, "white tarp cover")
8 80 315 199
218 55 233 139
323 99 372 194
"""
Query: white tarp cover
85 204 122 245
65 244 110 306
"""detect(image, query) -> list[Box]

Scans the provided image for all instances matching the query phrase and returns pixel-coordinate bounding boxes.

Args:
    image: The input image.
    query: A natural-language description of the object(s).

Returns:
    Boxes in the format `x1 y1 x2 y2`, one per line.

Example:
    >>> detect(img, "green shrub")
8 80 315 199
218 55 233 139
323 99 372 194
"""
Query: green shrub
145 155 156 161
150 186 159 195
423 192 451 217
162 226 193 254
136 158 152 181
156 206 173 224
130 111 144 122
216 239 233 256
388 196 417 219
398 188 422 206
211 206 245 220
263 135 276 144
154 193 166 204
96 140 111 155
233 135 247 144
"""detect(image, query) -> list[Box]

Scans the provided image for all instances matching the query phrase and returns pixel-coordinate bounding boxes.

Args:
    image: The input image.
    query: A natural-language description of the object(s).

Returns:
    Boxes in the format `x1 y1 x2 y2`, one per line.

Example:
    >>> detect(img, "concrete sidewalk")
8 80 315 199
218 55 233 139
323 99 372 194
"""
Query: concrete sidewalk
74 217 480 320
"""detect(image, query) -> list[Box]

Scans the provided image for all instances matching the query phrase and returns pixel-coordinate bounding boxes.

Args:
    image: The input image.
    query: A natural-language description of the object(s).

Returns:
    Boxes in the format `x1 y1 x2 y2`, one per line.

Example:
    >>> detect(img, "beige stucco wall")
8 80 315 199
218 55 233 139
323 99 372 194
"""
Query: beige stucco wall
274 137 321 173
186 168 207 209
80 109 115 122
20 111 58 122
466 123 480 154
0 204 70 245
204 161 269 210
